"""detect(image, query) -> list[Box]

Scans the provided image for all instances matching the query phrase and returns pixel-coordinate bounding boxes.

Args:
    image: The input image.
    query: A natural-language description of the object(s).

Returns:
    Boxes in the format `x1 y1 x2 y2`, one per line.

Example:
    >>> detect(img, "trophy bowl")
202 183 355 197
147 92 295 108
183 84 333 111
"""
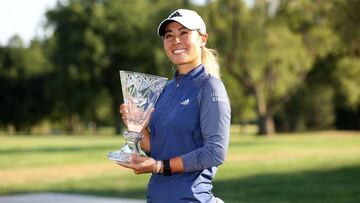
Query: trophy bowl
108 70 168 163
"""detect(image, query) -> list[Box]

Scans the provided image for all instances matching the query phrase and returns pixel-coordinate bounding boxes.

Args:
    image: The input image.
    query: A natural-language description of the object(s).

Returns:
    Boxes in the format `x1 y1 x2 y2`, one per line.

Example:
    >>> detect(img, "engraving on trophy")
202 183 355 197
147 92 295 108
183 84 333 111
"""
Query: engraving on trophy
108 70 168 163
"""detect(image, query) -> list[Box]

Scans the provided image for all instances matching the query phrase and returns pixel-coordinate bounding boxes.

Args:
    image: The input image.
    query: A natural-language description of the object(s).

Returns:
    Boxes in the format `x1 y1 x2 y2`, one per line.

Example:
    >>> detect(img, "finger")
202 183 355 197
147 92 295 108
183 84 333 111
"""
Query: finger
130 154 142 164
144 108 154 122
149 107 155 115
120 109 129 115
120 103 128 109
117 161 135 169
134 156 150 162
130 156 141 164
121 104 129 112
119 104 129 114
122 116 128 126
119 104 124 113
143 107 154 128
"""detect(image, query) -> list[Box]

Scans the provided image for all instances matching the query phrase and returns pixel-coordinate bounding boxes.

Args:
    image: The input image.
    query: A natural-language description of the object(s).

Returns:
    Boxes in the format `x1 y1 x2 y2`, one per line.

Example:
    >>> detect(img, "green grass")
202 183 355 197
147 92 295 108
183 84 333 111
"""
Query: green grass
1 130 360 202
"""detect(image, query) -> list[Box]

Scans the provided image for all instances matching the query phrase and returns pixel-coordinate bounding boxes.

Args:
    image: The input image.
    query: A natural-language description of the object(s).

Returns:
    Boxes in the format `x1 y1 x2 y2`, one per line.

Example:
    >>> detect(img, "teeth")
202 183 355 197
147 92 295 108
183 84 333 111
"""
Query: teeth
173 49 185 54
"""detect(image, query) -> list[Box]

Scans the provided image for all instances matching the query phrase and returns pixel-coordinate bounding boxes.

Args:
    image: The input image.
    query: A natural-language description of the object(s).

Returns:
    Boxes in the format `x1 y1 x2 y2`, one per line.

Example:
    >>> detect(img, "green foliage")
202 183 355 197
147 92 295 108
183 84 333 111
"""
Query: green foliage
263 24 310 102
275 0 360 131
276 84 335 132
205 0 317 134
0 0 359 132
222 71 256 123
46 0 108 129
334 57 360 108
43 0 195 133
331 0 360 56
0 39 52 131
276 53 338 132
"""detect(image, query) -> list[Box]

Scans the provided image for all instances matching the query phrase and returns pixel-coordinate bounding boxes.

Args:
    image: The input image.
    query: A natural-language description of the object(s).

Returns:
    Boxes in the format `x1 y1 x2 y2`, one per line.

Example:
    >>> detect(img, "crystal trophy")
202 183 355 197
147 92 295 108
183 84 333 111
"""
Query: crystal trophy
108 70 167 163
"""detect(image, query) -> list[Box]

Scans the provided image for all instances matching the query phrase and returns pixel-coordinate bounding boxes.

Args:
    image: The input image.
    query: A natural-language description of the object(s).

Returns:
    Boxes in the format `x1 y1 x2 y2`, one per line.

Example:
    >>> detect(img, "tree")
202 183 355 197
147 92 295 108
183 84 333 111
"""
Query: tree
275 55 338 132
331 0 360 110
206 0 317 135
46 0 109 132
276 0 360 131
45 0 188 133
0 38 51 132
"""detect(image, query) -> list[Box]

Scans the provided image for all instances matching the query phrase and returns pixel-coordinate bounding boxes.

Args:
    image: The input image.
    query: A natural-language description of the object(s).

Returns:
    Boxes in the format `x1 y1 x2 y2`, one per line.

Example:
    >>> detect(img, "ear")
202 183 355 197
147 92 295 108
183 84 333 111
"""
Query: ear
200 33 208 47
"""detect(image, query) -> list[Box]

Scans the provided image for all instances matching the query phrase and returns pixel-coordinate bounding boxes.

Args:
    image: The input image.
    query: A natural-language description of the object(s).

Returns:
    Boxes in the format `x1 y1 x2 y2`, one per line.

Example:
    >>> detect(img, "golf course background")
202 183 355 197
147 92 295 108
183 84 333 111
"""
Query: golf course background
1 127 359 203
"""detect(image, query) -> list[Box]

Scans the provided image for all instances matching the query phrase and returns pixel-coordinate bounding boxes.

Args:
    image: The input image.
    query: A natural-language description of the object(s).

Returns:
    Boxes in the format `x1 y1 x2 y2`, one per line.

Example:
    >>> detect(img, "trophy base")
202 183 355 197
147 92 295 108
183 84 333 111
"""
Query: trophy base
108 150 132 163
108 141 147 163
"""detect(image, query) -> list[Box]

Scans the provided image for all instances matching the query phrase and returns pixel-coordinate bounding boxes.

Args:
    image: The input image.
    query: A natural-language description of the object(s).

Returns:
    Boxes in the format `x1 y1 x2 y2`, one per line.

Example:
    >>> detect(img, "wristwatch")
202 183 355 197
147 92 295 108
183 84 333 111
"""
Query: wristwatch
163 159 171 176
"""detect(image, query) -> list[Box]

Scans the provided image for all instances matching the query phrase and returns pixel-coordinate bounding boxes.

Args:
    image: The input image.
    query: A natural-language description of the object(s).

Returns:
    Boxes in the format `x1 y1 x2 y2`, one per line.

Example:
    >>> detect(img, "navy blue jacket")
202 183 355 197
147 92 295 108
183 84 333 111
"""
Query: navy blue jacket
147 65 231 203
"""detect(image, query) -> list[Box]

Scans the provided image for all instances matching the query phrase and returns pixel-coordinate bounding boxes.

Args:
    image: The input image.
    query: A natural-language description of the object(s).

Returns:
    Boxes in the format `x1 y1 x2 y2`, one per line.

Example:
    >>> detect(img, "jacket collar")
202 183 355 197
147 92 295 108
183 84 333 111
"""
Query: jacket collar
174 64 205 80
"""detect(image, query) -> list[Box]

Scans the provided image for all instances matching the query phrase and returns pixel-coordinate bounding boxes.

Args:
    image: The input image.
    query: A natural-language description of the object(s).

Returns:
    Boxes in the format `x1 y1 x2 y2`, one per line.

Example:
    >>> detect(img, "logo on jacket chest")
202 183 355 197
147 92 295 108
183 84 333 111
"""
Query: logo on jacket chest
181 99 190 105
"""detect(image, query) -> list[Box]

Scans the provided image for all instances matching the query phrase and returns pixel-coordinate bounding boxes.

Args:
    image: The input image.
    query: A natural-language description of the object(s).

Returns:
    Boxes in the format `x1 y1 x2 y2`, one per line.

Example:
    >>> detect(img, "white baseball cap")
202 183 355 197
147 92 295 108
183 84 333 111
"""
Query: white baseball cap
157 9 206 37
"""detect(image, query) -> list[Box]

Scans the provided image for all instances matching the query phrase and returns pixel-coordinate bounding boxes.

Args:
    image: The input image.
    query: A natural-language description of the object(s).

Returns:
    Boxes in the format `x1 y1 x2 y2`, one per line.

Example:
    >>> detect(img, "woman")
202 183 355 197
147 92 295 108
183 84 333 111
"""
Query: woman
118 9 231 203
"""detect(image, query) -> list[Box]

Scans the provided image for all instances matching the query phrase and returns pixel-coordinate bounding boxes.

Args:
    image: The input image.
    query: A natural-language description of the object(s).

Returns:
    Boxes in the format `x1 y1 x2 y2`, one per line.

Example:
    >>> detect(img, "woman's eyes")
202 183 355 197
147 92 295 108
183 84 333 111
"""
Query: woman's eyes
164 31 190 40
164 34 173 39
180 31 189 36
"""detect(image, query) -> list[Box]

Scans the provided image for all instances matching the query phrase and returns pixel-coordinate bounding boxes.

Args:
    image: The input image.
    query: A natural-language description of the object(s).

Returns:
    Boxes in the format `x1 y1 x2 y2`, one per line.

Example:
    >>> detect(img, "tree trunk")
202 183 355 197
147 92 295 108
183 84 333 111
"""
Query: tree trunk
258 114 275 135
65 113 74 133
12 123 21 133
90 109 100 132
255 87 275 135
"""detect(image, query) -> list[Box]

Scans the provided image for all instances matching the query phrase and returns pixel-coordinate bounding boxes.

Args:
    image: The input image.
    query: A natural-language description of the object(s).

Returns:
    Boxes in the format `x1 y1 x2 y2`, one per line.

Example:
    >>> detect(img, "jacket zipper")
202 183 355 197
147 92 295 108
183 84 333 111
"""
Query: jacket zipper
176 75 181 87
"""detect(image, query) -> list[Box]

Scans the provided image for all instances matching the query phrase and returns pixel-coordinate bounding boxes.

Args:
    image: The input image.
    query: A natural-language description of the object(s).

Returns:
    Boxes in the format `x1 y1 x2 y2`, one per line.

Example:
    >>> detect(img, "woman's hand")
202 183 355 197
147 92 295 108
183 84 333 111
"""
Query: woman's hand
119 103 152 152
119 103 154 131
117 156 155 174
119 103 129 127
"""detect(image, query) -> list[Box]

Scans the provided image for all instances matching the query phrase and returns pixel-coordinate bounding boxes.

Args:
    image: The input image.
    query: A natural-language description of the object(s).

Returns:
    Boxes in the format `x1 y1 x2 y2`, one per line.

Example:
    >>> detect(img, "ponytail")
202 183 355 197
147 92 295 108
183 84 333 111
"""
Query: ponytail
201 47 221 79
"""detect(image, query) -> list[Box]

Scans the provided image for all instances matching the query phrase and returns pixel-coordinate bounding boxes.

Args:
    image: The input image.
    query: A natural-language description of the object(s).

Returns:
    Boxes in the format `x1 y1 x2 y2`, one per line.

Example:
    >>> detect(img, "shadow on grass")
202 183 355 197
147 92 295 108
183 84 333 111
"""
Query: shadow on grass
213 165 360 203
4 165 359 203
2 175 149 200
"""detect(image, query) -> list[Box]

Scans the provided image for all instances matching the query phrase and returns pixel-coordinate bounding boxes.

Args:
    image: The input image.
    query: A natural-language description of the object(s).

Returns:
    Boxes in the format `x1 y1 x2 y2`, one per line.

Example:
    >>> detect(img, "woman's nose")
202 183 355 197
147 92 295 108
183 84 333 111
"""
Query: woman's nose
174 36 181 44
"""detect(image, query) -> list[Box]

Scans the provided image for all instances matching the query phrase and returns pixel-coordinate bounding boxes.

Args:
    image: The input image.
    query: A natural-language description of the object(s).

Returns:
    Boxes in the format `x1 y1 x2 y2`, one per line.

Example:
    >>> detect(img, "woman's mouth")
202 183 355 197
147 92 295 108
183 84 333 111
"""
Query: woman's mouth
173 49 186 54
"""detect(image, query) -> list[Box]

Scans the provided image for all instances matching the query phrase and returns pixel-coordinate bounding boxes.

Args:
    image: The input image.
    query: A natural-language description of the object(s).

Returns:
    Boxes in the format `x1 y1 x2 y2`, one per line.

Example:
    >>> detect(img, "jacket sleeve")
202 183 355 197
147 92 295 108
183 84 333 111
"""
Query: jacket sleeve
181 77 231 173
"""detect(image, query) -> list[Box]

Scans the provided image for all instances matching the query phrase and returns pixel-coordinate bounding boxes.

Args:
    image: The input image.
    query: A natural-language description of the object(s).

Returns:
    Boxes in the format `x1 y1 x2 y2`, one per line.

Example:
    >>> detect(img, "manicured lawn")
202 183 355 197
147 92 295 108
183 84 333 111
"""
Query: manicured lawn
1 129 360 202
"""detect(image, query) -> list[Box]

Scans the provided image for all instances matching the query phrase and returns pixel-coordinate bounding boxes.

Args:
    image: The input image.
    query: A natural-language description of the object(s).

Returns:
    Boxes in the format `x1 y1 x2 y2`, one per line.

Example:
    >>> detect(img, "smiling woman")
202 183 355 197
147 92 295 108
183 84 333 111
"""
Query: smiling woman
162 24 206 74
117 8 231 203
159 9 220 79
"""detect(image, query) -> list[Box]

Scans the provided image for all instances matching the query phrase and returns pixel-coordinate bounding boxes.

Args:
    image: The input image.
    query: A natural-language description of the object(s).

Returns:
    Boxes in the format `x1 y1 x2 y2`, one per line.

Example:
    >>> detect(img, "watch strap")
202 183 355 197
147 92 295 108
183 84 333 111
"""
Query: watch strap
163 159 171 176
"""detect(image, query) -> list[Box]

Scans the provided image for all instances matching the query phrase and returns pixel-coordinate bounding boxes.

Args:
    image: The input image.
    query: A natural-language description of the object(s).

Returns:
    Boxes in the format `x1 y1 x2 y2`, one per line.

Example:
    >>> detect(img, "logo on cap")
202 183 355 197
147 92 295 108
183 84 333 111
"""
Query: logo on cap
157 9 206 37
169 11 182 18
